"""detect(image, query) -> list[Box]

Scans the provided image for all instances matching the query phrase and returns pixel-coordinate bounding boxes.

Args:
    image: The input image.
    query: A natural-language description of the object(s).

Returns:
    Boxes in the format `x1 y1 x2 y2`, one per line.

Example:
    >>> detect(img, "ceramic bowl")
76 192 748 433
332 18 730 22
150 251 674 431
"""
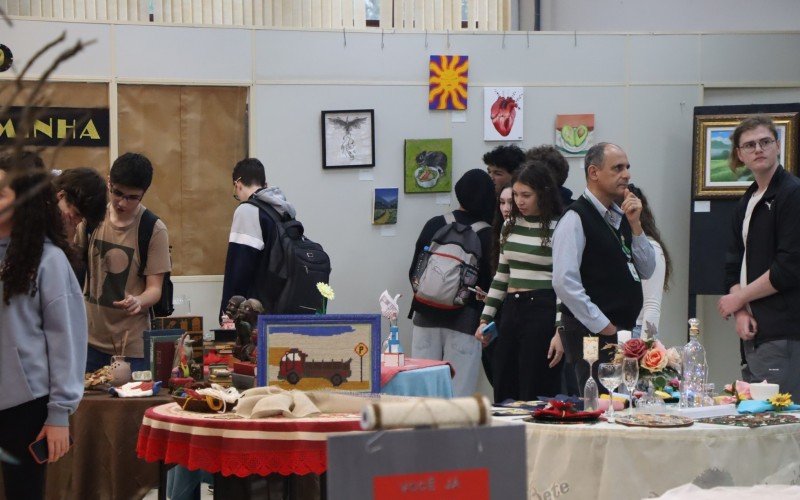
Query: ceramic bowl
414 167 440 188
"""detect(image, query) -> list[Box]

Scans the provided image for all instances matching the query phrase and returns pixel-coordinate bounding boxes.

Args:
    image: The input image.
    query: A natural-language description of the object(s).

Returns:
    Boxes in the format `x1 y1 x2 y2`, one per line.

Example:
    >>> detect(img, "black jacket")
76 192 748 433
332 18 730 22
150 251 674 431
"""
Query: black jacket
725 166 800 340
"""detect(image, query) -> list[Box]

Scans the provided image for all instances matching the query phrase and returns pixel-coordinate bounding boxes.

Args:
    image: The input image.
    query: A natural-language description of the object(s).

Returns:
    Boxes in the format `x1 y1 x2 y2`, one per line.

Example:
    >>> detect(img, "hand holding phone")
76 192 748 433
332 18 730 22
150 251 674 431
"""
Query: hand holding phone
481 321 498 345
29 433 73 464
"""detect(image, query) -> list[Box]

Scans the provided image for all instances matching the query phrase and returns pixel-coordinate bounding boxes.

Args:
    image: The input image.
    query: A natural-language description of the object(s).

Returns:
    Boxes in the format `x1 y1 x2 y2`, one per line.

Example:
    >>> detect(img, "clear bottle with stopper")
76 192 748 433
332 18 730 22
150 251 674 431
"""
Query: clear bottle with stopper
680 318 708 408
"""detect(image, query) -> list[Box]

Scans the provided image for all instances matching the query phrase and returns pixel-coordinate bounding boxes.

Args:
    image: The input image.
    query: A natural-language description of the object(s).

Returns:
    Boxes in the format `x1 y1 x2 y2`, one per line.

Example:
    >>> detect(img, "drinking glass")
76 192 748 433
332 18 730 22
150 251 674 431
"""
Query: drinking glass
622 357 640 415
598 363 622 420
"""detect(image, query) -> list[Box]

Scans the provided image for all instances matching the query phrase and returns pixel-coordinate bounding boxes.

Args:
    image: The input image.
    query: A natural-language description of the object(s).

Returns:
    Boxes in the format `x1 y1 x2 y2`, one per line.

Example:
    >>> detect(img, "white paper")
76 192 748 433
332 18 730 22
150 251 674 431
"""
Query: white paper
380 227 396 237
694 201 710 213
358 169 375 181
435 193 451 205
451 110 466 123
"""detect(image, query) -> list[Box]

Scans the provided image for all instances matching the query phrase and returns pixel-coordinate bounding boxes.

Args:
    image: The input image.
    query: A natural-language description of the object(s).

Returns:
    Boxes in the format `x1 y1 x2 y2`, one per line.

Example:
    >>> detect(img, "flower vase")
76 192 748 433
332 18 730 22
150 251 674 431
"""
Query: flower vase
109 355 132 386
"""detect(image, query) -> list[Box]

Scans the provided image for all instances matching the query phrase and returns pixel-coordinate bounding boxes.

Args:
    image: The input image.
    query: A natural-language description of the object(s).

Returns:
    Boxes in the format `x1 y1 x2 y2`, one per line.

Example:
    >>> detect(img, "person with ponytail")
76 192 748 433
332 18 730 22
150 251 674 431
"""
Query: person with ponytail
476 160 565 402
0 152 87 500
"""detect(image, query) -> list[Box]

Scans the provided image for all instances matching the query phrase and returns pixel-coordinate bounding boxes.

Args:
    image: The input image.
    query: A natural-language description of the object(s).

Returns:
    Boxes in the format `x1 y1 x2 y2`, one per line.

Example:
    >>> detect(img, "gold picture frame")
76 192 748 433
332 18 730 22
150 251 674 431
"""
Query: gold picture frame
692 112 799 199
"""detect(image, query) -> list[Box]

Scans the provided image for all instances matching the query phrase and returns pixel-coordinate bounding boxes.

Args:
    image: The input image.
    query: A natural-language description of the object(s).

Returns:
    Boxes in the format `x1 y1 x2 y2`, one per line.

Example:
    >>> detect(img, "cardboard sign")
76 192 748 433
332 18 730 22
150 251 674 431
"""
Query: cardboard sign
374 468 489 500
327 425 525 500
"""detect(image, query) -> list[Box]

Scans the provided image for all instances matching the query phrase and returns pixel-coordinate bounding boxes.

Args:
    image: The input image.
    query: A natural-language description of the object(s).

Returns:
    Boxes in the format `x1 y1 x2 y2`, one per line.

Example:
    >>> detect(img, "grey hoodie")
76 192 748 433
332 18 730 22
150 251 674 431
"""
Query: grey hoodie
253 186 296 219
0 238 87 426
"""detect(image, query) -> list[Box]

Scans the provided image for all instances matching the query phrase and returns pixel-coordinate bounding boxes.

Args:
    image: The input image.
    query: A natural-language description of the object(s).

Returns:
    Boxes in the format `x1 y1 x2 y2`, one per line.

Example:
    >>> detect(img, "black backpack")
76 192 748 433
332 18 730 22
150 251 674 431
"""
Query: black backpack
246 198 331 314
139 209 174 318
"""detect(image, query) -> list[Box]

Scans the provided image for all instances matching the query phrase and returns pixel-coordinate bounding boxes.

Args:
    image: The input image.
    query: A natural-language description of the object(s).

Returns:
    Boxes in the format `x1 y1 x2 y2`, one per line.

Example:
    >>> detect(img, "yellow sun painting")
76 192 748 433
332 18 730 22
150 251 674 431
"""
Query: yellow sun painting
428 55 469 110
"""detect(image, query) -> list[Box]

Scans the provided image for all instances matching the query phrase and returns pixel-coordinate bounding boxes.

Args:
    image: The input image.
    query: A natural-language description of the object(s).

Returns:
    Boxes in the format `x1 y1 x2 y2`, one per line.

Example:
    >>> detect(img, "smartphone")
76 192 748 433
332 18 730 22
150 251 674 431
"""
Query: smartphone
28 435 74 464
481 321 498 344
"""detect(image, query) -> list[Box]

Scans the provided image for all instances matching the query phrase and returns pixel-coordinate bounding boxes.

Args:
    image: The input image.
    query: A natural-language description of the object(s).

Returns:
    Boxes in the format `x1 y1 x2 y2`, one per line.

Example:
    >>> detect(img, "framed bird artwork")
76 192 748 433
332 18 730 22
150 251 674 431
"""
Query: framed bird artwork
321 109 375 169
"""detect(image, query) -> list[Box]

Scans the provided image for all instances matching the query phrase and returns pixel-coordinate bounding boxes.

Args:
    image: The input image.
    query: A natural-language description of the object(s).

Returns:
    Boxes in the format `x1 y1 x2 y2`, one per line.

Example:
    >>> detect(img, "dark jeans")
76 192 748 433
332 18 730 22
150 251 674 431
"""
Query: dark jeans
86 345 148 372
481 308 501 387
561 314 618 396
492 289 562 402
0 396 49 500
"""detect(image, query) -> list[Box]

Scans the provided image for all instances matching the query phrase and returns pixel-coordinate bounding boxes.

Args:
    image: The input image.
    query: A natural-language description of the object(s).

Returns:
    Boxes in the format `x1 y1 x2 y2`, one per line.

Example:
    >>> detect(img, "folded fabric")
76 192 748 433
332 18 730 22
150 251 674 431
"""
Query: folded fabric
235 386 321 418
737 400 800 414
539 394 584 411
109 381 162 398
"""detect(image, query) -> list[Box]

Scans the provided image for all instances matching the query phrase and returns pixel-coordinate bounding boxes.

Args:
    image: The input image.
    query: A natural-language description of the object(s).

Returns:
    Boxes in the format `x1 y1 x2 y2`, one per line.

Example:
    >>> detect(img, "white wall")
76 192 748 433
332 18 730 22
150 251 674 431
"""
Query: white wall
4 19 800 393
530 0 800 32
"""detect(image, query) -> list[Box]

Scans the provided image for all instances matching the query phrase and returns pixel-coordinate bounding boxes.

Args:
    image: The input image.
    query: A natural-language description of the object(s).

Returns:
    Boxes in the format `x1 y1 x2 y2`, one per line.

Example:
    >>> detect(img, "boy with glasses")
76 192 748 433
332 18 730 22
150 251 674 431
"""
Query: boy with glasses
78 153 171 372
719 115 800 398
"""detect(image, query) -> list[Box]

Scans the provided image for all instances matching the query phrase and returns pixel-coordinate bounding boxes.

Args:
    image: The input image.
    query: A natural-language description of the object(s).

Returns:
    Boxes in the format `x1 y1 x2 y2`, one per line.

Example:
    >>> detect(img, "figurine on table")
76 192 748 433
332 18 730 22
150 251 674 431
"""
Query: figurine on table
221 295 246 330
233 298 264 362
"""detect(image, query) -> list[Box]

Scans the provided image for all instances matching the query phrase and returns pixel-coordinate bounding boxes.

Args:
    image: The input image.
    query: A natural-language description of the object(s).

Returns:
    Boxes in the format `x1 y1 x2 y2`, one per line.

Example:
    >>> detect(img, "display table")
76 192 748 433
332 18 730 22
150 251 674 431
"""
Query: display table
137 403 363 477
381 363 454 398
0 389 173 500
518 416 800 500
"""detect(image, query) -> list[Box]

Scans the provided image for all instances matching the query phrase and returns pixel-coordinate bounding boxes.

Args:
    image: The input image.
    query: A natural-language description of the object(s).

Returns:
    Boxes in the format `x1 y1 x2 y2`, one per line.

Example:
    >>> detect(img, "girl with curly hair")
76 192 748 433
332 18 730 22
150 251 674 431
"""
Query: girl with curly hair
0 153 87 500
476 160 565 402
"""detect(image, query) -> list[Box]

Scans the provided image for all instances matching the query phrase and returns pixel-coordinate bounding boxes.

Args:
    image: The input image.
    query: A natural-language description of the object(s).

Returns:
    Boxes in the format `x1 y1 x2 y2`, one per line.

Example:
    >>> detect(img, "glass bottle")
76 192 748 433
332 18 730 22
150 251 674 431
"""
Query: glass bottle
680 318 708 408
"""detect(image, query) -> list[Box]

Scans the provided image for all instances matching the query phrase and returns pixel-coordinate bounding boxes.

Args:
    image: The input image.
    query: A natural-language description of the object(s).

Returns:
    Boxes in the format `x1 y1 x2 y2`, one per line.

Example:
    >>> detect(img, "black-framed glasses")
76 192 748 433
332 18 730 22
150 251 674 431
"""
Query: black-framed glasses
739 137 776 153
109 184 143 203
232 177 241 201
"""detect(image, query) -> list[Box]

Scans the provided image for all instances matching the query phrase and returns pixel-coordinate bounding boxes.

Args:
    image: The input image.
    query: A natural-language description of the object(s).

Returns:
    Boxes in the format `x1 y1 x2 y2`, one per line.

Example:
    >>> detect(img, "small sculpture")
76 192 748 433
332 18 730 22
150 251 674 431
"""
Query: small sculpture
233 298 264 362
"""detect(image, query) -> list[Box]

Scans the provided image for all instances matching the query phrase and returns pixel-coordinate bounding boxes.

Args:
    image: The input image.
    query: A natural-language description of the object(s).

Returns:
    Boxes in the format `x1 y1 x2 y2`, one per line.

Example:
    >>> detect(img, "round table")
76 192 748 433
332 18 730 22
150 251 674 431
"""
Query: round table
517 415 800 500
136 403 363 477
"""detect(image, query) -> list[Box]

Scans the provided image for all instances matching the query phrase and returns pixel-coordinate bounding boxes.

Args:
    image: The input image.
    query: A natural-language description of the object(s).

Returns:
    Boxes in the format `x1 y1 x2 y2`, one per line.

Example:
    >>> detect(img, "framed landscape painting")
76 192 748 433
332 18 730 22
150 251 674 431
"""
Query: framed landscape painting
321 109 375 169
693 112 798 198
256 314 381 393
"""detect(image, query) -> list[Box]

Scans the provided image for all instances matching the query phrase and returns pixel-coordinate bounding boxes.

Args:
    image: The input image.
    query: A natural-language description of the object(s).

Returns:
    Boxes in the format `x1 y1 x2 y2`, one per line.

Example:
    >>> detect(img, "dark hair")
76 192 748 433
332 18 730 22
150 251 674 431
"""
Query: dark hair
526 145 570 186
482 145 526 174
583 142 612 178
109 152 153 191
501 160 563 247
490 183 513 276
232 158 266 187
729 115 779 172
52 167 107 229
0 154 73 304
628 184 671 291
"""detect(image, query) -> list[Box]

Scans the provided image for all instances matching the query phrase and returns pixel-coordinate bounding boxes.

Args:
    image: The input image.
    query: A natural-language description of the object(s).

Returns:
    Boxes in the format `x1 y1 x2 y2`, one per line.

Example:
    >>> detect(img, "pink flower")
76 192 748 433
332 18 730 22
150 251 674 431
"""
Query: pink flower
669 377 680 389
641 347 669 373
622 339 648 360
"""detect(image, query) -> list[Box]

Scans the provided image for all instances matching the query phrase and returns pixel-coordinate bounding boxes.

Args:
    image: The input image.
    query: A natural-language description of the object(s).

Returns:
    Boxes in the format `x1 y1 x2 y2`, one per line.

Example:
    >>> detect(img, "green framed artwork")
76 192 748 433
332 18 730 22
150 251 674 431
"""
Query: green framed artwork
404 138 453 193
692 112 798 198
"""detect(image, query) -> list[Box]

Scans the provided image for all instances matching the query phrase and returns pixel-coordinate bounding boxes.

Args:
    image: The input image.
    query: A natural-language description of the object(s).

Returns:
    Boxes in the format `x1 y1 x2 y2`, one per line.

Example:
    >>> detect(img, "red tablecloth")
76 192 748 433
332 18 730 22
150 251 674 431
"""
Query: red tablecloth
136 403 362 477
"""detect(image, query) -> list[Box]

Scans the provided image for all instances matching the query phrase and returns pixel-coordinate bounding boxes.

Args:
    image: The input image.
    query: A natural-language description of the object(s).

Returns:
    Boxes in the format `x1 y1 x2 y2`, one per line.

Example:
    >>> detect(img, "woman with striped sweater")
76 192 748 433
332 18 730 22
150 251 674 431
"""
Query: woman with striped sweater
475 161 565 402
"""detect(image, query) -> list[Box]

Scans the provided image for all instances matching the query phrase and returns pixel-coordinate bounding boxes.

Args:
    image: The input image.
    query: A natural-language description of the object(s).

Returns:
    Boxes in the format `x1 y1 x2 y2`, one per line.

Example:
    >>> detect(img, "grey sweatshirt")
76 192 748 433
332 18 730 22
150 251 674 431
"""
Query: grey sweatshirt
0 238 88 426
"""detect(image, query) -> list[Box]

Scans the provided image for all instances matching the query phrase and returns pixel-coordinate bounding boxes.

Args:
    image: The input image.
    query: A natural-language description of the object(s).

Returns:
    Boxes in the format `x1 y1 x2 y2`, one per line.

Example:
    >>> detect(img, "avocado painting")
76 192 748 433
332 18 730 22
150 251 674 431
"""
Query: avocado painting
555 114 595 157
404 138 453 193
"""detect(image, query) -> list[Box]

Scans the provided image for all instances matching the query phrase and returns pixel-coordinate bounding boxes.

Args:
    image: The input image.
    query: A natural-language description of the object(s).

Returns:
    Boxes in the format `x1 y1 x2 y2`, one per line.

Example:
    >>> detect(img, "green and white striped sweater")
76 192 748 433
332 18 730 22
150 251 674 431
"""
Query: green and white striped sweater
480 215 560 323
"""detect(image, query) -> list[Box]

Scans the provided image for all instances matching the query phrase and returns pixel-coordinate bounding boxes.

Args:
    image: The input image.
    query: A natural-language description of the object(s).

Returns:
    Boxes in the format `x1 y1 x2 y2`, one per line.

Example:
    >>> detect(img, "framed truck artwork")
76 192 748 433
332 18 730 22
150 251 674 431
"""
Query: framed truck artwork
256 314 381 393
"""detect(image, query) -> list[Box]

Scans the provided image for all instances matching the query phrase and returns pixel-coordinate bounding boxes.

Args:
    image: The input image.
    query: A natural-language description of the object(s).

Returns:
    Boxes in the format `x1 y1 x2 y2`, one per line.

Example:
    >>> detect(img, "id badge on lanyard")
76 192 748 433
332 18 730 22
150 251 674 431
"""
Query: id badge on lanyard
621 236 640 282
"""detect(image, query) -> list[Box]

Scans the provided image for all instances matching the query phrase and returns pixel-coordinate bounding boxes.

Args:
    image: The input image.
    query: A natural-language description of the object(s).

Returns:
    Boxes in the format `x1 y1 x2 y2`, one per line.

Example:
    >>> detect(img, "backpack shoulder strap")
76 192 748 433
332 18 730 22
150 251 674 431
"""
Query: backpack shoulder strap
245 198 304 238
470 221 491 232
443 212 456 224
138 208 159 277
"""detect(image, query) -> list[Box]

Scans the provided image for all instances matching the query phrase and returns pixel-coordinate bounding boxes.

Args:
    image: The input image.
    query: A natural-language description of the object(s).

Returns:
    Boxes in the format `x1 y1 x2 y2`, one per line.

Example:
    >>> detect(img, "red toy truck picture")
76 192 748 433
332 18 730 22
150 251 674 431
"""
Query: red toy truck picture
277 348 352 386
